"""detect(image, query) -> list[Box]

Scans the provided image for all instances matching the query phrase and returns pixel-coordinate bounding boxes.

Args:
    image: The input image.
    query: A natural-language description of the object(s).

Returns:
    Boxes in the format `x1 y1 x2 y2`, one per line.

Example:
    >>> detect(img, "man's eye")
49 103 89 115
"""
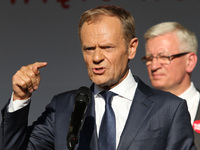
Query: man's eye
84 47 94 51
159 56 168 59
102 46 112 49
146 57 153 61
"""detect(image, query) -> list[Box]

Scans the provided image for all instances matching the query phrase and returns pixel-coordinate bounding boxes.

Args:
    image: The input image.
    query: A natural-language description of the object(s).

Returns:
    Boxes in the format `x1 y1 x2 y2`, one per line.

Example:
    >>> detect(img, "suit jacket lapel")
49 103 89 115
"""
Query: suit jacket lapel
192 87 200 149
194 100 200 121
117 77 155 150
193 99 200 148
195 88 200 121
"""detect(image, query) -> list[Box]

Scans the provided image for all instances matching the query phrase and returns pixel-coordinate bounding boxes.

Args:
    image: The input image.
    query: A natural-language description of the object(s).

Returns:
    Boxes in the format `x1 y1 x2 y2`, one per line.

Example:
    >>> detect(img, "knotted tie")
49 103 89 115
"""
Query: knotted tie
99 91 117 150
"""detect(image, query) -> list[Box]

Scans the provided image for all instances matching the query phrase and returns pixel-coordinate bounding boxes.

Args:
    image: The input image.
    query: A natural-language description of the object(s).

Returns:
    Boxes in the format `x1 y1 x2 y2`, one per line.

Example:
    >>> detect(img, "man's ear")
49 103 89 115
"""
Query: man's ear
128 37 138 60
186 53 198 73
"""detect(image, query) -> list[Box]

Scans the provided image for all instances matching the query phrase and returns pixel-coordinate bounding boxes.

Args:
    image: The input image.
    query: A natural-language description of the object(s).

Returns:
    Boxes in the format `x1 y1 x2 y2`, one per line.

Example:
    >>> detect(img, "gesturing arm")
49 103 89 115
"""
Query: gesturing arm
1 62 47 150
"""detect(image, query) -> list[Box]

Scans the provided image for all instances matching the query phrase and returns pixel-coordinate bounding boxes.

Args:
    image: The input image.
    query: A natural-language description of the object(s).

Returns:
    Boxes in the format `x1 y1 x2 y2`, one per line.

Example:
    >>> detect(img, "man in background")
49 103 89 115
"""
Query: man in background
142 21 200 149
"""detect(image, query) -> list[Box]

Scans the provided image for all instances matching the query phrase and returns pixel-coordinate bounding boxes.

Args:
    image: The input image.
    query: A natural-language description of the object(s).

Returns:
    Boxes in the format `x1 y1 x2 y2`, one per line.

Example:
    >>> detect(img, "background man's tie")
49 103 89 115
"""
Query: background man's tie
99 91 117 150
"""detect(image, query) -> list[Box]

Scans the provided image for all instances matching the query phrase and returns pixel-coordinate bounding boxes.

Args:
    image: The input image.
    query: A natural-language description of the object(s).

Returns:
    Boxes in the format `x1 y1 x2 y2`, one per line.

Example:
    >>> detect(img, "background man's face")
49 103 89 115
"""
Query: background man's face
145 32 188 93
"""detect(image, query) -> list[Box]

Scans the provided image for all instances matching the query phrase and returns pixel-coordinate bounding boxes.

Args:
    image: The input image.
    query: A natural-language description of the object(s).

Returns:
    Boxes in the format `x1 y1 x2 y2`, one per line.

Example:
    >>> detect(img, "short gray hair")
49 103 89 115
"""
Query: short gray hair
144 22 198 54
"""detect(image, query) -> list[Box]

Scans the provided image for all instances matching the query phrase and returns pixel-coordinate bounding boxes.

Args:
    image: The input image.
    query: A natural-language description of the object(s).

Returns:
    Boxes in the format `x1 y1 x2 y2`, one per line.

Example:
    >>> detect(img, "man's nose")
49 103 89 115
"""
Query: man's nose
150 57 162 70
93 48 104 63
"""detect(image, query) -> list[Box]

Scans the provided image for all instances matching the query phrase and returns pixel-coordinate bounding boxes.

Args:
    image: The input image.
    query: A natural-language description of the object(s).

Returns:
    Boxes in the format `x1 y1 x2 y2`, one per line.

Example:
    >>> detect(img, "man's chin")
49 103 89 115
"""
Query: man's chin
92 79 106 87
96 83 109 89
92 80 112 90
151 82 165 90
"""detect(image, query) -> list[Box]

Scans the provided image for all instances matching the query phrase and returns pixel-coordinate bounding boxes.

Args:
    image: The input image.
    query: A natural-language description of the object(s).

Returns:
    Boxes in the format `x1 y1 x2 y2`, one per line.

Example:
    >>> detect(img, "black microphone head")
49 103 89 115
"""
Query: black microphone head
75 86 91 104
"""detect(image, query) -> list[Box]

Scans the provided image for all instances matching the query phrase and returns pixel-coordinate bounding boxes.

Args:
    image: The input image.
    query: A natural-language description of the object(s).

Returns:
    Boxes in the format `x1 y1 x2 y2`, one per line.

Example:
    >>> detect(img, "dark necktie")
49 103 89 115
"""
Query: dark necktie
99 91 117 150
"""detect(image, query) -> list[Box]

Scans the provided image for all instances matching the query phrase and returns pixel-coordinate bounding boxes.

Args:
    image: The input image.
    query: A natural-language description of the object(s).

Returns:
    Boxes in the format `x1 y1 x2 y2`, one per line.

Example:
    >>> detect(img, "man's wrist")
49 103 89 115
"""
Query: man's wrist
8 92 31 112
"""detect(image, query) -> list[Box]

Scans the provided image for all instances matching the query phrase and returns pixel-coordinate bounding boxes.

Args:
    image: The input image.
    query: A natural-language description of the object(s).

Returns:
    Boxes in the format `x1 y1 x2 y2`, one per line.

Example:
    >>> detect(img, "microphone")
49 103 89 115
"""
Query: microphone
67 86 91 150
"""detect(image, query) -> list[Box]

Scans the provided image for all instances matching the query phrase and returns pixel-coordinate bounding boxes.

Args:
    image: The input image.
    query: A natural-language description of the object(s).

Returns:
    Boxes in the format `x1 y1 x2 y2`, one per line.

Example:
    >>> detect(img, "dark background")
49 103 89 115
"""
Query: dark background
0 0 199 124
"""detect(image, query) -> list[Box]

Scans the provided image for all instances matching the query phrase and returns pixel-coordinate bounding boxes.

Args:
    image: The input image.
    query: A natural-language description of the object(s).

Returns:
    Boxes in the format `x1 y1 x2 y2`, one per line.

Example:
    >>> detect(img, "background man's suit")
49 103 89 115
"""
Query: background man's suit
1 76 196 150
194 102 200 149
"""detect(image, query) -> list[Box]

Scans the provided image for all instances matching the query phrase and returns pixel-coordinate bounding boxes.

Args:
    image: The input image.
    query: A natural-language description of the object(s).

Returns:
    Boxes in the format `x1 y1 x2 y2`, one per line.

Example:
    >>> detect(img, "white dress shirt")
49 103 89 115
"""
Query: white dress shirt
93 70 137 148
8 69 138 148
179 82 200 125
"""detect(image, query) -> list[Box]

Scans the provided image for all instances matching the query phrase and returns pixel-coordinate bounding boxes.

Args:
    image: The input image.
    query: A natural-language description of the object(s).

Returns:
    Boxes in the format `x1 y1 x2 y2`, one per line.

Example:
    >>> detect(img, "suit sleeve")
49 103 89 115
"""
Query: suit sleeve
1 97 56 150
1 100 30 150
166 100 196 150
0 125 2 150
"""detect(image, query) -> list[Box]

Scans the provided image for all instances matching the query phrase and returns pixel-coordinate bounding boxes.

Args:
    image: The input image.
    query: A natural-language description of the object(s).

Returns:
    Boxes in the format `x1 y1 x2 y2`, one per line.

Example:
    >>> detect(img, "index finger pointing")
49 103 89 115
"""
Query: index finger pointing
32 62 47 75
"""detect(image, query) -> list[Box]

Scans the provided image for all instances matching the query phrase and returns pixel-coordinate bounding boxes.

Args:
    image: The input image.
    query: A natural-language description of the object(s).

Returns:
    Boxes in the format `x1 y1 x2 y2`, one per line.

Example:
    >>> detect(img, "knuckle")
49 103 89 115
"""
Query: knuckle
15 70 21 76
29 72 35 78
20 80 27 88
28 86 34 92
12 74 17 81
25 78 32 85
20 66 27 71
12 73 20 82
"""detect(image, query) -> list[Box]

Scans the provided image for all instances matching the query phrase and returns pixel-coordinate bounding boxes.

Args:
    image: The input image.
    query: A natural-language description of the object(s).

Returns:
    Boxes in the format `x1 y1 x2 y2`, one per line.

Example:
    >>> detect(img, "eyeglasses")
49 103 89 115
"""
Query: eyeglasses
141 52 190 65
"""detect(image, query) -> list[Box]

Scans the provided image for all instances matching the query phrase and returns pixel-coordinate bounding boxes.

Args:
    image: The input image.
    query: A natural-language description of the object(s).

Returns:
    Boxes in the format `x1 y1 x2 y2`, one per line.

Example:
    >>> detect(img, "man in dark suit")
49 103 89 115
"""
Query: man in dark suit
142 21 200 149
1 6 196 150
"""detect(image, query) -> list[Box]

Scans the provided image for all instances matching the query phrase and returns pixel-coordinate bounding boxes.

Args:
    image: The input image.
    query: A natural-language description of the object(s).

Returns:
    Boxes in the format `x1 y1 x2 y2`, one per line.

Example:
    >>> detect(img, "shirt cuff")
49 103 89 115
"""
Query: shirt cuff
8 92 31 112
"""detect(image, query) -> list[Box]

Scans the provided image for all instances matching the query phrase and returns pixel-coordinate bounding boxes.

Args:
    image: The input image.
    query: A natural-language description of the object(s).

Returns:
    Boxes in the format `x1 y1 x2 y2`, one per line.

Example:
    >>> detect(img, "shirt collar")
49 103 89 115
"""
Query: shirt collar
179 82 198 100
94 69 137 101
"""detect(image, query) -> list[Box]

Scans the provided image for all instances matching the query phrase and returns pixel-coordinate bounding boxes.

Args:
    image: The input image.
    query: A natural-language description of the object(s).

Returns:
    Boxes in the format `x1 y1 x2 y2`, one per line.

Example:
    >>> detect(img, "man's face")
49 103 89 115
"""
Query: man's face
145 32 188 93
80 16 137 89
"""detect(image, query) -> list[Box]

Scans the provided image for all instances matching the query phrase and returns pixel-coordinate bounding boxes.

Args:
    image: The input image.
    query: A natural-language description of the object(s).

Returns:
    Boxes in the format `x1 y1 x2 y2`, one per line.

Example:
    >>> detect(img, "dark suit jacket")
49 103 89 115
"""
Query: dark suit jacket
1 76 196 150
194 101 200 150
0 125 2 150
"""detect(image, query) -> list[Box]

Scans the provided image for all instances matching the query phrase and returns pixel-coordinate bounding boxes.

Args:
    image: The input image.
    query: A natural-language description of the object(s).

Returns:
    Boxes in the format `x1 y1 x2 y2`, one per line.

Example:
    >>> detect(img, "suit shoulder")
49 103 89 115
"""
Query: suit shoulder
54 89 77 99
135 75 184 104
152 88 184 103
47 89 78 106
148 88 189 115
